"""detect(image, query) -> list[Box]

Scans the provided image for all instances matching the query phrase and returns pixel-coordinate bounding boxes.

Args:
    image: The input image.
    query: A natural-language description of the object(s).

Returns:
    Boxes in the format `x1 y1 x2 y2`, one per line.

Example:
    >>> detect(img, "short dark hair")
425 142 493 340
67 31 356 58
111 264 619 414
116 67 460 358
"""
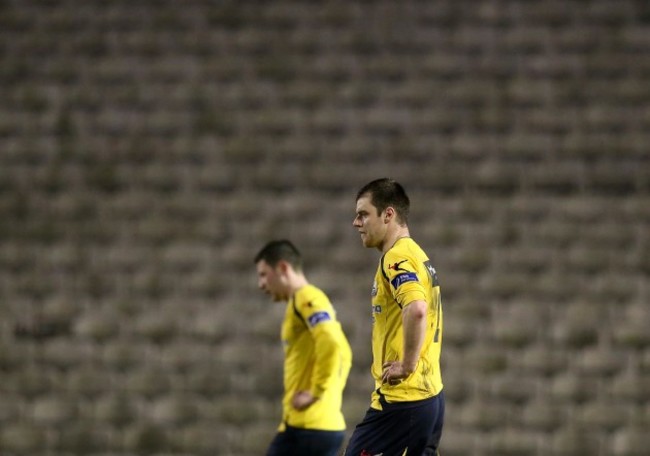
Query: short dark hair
356 178 410 225
254 240 303 269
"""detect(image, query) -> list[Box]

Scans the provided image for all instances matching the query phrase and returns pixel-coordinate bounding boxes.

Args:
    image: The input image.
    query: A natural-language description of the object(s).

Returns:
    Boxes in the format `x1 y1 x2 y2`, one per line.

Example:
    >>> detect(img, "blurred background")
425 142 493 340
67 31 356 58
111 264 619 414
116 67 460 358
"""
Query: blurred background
1 1 649 455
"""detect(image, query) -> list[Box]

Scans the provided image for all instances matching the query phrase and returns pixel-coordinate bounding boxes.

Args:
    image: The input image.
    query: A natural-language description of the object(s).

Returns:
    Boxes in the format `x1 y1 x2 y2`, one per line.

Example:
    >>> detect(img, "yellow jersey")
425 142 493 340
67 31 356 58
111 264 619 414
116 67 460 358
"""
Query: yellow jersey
369 237 443 409
280 284 352 431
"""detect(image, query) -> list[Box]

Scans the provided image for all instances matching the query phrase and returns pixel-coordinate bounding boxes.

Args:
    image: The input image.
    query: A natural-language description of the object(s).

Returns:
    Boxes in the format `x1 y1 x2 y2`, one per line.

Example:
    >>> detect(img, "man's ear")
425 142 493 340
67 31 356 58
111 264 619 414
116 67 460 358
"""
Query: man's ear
277 260 290 274
384 206 395 223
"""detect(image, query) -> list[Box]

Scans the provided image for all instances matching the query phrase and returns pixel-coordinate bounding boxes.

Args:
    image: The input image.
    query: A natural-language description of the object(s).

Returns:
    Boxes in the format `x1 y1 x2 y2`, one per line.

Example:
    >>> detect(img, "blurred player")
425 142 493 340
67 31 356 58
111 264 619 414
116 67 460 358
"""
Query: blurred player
255 240 353 456
345 178 444 456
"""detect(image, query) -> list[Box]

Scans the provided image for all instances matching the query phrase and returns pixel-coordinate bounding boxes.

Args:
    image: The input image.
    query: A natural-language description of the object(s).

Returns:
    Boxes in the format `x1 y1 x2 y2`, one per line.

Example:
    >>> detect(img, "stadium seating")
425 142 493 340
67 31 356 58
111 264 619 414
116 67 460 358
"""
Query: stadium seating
0 1 648 455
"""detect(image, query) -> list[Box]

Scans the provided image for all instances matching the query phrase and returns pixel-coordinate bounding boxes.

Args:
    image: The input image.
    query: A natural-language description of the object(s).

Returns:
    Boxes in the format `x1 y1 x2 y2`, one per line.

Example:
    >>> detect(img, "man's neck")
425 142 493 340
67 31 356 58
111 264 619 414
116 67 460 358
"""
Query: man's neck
287 272 310 296
381 225 410 253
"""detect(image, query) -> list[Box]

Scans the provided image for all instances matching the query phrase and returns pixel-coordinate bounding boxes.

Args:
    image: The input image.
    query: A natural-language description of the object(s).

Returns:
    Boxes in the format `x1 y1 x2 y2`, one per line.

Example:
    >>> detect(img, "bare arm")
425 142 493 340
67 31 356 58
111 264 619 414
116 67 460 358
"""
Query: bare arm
401 299 428 372
382 299 427 384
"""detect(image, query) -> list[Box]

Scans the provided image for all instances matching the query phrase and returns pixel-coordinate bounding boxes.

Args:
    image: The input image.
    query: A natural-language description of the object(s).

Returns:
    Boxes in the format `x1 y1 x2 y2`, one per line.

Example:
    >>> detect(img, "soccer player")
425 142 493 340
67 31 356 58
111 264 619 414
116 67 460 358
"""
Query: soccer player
345 178 445 456
254 240 353 456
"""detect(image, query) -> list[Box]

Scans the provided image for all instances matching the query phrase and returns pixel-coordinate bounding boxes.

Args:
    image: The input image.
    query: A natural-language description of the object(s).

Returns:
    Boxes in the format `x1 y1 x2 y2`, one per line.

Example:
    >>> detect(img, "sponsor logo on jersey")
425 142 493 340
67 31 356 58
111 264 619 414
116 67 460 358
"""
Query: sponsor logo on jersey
307 311 331 327
424 260 440 286
388 259 410 272
371 304 382 324
390 272 419 289
371 280 378 296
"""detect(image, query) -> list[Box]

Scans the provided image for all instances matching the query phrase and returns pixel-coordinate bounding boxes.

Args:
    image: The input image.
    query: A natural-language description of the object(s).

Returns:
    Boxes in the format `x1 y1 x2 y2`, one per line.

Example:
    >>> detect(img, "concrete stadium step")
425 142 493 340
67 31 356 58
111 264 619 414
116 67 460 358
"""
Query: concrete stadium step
612 426 650 456
0 1 648 455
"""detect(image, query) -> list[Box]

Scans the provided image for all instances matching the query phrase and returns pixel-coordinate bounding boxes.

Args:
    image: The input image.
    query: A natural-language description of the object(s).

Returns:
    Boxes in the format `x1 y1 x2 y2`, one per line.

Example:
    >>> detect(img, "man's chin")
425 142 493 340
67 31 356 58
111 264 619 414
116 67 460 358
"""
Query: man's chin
361 238 374 248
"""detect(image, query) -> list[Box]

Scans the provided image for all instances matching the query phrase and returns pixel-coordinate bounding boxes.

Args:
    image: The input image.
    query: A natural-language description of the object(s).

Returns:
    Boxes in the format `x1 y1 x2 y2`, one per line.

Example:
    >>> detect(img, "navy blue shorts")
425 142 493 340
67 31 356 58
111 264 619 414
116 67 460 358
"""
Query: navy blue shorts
344 391 444 456
266 424 345 456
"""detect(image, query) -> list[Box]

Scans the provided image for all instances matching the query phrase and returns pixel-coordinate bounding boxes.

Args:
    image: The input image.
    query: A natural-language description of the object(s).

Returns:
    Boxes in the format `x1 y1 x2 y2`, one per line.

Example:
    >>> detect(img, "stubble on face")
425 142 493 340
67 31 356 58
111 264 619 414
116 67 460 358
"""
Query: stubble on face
256 261 286 302
355 195 383 250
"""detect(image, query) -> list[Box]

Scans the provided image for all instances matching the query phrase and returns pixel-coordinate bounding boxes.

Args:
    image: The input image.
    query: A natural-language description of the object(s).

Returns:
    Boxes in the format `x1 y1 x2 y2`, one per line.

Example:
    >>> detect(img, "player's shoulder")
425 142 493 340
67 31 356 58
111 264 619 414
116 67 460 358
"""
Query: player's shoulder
383 239 431 278
295 285 339 328
384 238 420 263
295 284 332 310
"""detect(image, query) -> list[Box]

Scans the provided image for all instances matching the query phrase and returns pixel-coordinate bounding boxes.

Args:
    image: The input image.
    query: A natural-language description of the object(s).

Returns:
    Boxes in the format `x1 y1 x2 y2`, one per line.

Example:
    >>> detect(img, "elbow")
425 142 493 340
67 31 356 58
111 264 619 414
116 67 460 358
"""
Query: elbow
406 300 427 320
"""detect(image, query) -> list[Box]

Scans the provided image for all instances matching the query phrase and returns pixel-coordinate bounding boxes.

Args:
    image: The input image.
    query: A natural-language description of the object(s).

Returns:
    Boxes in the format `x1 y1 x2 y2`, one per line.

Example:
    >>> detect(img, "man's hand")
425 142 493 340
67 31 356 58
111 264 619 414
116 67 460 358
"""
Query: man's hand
291 391 319 411
382 360 414 385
